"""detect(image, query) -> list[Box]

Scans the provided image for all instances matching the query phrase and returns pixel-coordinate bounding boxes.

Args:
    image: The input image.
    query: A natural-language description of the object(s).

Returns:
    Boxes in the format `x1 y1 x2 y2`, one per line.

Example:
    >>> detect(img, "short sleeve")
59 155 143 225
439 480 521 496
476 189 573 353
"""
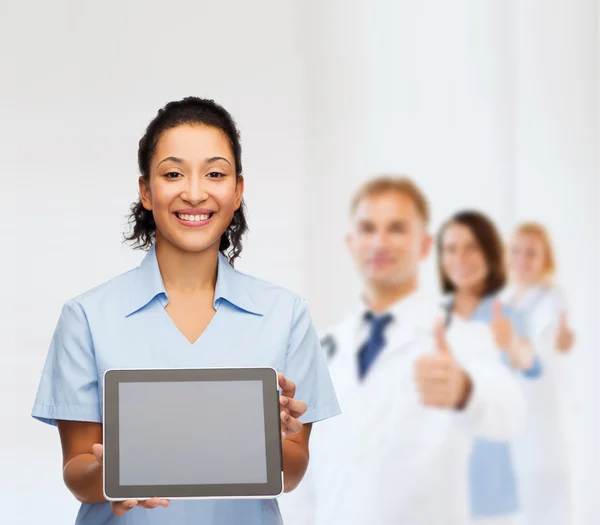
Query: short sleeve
284 298 341 424
31 300 101 426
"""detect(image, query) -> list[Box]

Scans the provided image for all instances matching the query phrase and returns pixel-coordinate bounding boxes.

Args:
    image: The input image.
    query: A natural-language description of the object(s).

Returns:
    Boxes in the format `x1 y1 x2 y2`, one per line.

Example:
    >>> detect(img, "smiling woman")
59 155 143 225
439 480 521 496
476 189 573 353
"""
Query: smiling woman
125 98 247 264
30 97 340 525
437 210 542 525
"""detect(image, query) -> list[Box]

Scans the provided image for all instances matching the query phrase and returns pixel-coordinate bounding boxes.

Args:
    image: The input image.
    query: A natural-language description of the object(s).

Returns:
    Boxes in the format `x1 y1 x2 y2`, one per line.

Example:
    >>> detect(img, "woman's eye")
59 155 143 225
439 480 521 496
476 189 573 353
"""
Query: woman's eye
207 171 225 178
165 171 182 179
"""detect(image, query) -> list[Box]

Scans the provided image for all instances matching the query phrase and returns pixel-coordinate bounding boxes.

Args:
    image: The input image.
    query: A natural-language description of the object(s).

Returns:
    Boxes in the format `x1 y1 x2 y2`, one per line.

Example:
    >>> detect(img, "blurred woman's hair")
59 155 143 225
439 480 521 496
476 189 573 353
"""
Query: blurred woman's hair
512 221 557 283
437 210 506 296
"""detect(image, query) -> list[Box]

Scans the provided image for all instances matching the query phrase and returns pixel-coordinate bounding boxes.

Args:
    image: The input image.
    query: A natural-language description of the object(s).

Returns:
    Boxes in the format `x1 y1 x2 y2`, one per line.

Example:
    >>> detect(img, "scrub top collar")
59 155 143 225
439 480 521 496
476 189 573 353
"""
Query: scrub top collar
125 244 263 317
441 293 496 317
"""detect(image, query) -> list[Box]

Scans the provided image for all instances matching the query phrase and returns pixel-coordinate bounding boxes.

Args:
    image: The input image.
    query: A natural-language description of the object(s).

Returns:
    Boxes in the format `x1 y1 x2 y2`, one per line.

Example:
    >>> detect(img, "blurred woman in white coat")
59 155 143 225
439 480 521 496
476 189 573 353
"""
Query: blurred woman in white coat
502 222 575 525
437 211 543 525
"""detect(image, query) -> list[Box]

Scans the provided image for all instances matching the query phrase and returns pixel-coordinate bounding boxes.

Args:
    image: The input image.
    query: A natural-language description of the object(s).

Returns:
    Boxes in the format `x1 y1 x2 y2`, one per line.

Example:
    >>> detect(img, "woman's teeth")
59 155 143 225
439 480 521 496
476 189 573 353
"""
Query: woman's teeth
178 213 210 222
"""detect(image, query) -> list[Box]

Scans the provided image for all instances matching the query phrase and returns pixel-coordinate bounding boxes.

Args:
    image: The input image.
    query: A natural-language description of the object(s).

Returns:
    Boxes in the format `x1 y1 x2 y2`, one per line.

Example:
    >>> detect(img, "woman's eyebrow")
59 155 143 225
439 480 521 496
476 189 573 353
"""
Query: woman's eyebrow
206 156 232 166
157 156 185 167
157 156 232 167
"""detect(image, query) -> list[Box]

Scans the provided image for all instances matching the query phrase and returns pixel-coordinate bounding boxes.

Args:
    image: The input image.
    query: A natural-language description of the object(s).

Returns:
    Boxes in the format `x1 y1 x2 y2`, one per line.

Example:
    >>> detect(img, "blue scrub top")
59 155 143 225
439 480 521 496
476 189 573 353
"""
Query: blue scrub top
468 295 542 518
32 245 341 525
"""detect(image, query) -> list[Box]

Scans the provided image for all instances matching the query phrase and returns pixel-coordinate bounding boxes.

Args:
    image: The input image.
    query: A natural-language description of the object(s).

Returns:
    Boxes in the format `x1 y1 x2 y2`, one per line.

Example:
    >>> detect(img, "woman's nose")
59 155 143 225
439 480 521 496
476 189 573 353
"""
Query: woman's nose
181 176 208 204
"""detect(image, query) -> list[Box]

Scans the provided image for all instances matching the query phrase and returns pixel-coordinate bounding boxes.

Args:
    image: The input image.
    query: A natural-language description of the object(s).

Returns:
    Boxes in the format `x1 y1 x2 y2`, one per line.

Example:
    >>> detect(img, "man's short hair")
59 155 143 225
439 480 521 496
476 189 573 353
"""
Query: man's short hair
350 175 430 225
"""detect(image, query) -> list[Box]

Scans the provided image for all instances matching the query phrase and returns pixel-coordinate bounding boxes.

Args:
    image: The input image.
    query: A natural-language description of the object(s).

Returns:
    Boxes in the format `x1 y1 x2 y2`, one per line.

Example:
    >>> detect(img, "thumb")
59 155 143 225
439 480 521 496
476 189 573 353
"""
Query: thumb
559 311 569 329
277 371 287 391
278 372 296 397
92 443 103 466
492 300 504 322
434 317 452 356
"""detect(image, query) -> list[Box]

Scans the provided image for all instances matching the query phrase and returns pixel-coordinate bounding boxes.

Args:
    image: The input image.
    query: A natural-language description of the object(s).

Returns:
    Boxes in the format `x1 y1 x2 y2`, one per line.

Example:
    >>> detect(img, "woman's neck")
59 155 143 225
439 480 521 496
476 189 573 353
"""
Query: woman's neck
155 236 219 294
512 279 542 301
452 289 482 319
363 277 418 314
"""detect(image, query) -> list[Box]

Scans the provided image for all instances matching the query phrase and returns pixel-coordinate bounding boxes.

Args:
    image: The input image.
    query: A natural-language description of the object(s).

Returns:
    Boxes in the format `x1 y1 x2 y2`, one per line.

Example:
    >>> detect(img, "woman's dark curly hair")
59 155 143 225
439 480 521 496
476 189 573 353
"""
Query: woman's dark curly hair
124 96 248 265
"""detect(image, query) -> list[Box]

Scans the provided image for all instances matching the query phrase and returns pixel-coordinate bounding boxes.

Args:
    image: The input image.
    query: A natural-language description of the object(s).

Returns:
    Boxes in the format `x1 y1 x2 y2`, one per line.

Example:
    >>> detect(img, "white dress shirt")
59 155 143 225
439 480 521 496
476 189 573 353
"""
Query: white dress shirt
279 291 526 525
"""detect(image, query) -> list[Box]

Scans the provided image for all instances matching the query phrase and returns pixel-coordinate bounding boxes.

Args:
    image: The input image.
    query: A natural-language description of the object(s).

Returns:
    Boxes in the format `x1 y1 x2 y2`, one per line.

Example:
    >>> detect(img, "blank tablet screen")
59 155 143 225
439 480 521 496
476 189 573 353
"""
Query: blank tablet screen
118 380 267 486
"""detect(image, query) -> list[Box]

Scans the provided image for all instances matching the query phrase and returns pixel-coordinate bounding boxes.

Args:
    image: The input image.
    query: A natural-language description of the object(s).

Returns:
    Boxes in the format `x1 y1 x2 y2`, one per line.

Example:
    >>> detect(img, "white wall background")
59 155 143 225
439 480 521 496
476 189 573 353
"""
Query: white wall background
294 1 599 524
1 1 598 524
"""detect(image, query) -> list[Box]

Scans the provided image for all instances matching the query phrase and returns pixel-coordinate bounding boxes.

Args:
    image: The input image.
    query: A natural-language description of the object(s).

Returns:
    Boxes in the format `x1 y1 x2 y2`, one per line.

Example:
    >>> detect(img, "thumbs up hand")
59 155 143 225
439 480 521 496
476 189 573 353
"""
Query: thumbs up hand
555 311 575 352
434 316 452 355
490 300 535 369
490 300 515 350
414 318 472 410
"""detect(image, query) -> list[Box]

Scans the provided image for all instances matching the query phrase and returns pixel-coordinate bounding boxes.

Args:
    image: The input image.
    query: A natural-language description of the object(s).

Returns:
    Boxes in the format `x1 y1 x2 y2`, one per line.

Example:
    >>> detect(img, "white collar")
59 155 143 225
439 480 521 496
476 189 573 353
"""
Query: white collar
357 290 436 331
502 283 551 308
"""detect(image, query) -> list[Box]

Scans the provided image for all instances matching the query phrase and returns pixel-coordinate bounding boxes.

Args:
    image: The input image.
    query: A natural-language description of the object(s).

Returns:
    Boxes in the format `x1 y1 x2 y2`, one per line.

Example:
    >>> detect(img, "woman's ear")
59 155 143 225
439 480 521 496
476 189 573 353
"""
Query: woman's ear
235 176 245 210
139 177 152 211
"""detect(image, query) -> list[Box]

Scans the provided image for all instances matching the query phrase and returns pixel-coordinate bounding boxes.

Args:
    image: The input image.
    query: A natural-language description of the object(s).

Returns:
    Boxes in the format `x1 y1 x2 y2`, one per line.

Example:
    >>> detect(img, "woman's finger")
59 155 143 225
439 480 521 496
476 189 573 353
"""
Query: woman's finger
280 410 293 440
280 396 307 418
111 500 138 516
281 414 304 436
278 373 296 398
138 498 169 509
92 443 103 466
280 410 291 428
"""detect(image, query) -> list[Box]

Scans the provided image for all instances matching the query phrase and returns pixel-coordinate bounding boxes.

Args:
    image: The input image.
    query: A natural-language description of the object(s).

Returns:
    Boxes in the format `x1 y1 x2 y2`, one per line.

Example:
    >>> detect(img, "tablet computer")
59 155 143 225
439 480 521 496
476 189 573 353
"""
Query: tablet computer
102 367 283 501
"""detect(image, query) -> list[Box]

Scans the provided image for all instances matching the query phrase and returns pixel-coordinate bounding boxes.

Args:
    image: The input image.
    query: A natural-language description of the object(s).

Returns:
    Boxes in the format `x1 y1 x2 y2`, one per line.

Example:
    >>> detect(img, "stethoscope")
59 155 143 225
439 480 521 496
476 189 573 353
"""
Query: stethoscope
443 299 455 329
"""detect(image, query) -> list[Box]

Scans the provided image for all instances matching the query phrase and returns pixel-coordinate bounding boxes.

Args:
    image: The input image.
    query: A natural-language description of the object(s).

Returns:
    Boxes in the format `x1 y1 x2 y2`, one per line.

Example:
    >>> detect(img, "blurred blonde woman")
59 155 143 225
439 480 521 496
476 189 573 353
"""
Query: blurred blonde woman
502 222 574 525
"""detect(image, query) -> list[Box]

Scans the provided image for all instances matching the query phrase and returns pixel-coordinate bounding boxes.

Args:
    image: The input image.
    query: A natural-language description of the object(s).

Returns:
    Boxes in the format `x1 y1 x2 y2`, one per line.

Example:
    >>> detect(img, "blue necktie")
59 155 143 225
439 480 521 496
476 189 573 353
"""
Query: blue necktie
358 312 393 379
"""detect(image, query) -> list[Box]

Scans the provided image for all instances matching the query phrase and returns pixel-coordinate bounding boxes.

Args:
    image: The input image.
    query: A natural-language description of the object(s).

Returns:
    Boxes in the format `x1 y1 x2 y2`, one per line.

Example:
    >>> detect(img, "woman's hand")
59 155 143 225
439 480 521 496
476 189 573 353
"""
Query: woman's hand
91 444 169 516
489 301 536 370
278 373 307 440
555 312 575 352
504 337 535 370
490 300 515 350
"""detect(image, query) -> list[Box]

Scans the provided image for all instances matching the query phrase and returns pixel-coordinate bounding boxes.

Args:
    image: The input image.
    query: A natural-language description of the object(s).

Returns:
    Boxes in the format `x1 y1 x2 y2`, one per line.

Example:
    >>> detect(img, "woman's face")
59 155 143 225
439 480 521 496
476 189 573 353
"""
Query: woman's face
440 223 489 295
140 124 243 254
507 233 547 285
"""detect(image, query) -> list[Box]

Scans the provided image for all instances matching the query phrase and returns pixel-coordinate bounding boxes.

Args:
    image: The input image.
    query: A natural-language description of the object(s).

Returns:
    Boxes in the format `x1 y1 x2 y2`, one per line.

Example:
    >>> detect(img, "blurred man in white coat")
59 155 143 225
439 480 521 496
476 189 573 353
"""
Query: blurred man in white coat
279 175 526 525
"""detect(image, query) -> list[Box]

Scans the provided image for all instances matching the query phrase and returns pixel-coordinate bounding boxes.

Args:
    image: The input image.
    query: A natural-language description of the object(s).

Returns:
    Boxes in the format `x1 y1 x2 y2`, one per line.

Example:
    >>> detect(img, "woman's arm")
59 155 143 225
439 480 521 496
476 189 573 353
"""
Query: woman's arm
58 420 168 516
282 424 312 493
57 420 105 504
